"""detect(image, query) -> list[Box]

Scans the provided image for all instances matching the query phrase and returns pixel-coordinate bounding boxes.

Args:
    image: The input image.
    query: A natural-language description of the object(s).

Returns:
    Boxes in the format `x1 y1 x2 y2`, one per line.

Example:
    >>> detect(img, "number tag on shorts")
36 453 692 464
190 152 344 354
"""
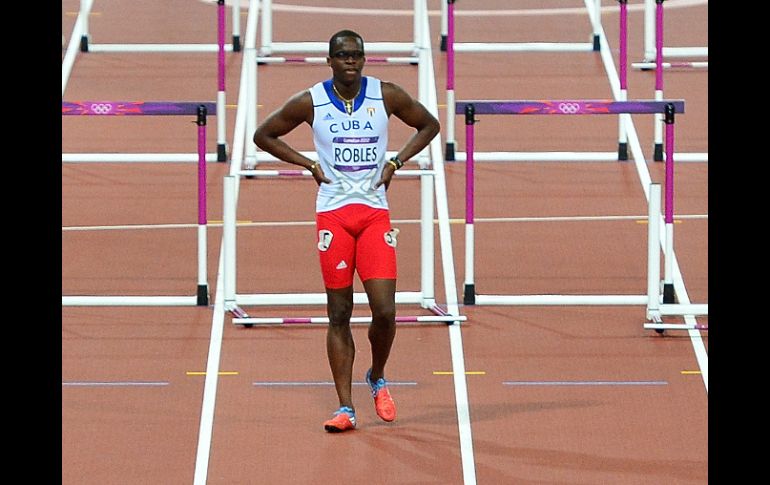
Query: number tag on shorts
384 228 399 248
318 230 333 251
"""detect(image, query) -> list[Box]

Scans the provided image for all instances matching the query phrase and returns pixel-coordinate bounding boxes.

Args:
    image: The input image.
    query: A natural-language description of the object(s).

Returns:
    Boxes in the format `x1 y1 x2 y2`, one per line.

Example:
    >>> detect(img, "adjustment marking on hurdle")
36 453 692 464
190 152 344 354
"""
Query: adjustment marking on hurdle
256 56 417 64
232 315 466 326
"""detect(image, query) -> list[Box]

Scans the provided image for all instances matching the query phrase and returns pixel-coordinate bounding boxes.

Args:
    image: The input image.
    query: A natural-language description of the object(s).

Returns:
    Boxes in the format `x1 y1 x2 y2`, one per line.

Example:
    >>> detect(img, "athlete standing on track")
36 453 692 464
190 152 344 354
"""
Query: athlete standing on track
253 29 440 432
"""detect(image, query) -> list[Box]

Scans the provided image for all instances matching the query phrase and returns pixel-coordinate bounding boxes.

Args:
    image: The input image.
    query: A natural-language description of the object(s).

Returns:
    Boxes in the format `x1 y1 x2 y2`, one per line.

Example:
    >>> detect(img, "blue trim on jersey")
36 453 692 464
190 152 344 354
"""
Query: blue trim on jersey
322 77 369 114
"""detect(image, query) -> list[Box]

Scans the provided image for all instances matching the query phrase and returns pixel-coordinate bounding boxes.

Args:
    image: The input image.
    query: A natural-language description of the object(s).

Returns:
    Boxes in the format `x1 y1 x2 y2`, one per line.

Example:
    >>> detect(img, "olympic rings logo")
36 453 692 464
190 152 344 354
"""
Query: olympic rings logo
89 103 114 115
558 102 581 114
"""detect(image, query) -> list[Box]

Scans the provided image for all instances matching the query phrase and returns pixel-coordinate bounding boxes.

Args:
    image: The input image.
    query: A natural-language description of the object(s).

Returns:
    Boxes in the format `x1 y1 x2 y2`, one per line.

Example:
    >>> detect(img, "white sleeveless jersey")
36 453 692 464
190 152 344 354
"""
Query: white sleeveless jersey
309 76 390 212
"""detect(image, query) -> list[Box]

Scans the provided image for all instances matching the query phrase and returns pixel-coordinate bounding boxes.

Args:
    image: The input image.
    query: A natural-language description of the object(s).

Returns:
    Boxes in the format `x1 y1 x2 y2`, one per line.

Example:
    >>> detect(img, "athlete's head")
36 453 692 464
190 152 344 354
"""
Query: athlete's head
327 30 366 85
328 30 364 57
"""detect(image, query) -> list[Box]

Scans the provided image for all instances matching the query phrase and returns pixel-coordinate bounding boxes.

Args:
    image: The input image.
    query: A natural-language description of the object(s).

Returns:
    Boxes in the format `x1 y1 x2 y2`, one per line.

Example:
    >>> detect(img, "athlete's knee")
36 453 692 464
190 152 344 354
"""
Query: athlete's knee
327 299 354 327
369 300 396 326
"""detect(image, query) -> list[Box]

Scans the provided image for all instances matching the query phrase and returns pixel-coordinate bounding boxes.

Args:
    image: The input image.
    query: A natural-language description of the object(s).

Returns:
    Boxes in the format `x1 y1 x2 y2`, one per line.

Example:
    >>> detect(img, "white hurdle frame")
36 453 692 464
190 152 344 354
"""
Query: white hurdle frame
62 102 212 307
458 99 706 331
66 0 232 162
222 0 464 326
443 0 605 162
258 0 423 57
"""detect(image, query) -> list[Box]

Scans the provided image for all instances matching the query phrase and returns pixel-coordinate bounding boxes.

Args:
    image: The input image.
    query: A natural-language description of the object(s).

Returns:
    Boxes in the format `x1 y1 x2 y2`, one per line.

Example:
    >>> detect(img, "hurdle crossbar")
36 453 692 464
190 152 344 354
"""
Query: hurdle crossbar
62 102 212 307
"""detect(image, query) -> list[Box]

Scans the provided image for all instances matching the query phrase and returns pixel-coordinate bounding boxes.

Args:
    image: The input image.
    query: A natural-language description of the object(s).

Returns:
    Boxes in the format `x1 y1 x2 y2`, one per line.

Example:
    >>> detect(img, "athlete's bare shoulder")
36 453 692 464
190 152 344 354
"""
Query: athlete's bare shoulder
380 80 413 117
279 88 314 124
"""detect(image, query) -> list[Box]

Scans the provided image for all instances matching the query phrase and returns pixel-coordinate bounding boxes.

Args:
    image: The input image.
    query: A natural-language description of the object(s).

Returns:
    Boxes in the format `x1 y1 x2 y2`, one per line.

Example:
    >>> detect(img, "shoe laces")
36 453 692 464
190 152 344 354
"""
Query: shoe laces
335 406 355 417
367 371 388 397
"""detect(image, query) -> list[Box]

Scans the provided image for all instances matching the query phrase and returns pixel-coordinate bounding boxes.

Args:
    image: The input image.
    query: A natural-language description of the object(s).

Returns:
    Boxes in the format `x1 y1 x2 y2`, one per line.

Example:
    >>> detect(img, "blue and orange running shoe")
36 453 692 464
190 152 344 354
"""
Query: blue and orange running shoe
365 368 396 422
323 406 356 433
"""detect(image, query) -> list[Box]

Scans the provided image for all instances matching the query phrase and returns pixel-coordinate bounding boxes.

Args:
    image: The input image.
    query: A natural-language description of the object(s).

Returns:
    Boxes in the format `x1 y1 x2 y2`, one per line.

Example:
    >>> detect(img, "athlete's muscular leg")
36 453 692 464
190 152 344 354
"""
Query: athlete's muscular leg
362 278 397 381
326 286 355 409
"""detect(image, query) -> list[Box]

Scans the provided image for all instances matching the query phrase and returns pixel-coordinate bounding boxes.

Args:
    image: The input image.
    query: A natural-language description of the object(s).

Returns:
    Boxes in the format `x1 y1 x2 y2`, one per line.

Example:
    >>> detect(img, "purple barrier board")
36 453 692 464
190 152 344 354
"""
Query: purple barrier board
62 101 217 116
455 100 684 115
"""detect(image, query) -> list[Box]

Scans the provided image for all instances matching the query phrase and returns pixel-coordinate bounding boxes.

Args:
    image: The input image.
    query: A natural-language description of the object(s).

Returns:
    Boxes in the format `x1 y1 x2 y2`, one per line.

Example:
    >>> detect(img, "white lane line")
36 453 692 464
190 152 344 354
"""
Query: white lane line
192 242 227 485
448 322 476 485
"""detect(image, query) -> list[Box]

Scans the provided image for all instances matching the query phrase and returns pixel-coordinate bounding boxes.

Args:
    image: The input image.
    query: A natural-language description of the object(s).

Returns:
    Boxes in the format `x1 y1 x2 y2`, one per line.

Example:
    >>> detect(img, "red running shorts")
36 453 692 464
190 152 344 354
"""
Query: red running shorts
315 204 398 289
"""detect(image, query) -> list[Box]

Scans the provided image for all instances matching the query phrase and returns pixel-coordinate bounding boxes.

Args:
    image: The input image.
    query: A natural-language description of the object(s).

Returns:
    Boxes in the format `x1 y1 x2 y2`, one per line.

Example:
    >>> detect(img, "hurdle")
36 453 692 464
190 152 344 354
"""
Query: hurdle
244 7 420 171
458 99 707 329
627 0 708 162
65 0 232 161
443 0 604 161
635 0 707 68
222 0 464 326
62 102 213 307
257 0 425 57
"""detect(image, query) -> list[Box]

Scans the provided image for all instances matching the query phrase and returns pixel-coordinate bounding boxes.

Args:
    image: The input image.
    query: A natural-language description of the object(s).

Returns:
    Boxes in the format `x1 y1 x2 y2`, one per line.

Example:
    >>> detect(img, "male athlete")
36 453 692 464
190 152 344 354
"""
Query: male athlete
253 30 440 432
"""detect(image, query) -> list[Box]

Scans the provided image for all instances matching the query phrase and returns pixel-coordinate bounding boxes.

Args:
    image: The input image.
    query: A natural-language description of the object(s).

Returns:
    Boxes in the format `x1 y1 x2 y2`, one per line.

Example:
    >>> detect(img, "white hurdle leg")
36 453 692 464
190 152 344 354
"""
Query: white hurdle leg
646 183 662 321
259 0 273 56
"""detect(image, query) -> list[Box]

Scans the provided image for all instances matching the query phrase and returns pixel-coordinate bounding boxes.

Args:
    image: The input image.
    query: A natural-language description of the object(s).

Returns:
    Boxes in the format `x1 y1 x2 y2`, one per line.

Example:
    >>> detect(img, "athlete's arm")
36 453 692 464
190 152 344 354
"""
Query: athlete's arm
374 81 440 189
253 90 331 184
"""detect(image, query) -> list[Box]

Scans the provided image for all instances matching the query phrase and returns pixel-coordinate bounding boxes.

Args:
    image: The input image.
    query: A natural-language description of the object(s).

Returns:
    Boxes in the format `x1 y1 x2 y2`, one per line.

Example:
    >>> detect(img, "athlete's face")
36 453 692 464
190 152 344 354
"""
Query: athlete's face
328 36 365 85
